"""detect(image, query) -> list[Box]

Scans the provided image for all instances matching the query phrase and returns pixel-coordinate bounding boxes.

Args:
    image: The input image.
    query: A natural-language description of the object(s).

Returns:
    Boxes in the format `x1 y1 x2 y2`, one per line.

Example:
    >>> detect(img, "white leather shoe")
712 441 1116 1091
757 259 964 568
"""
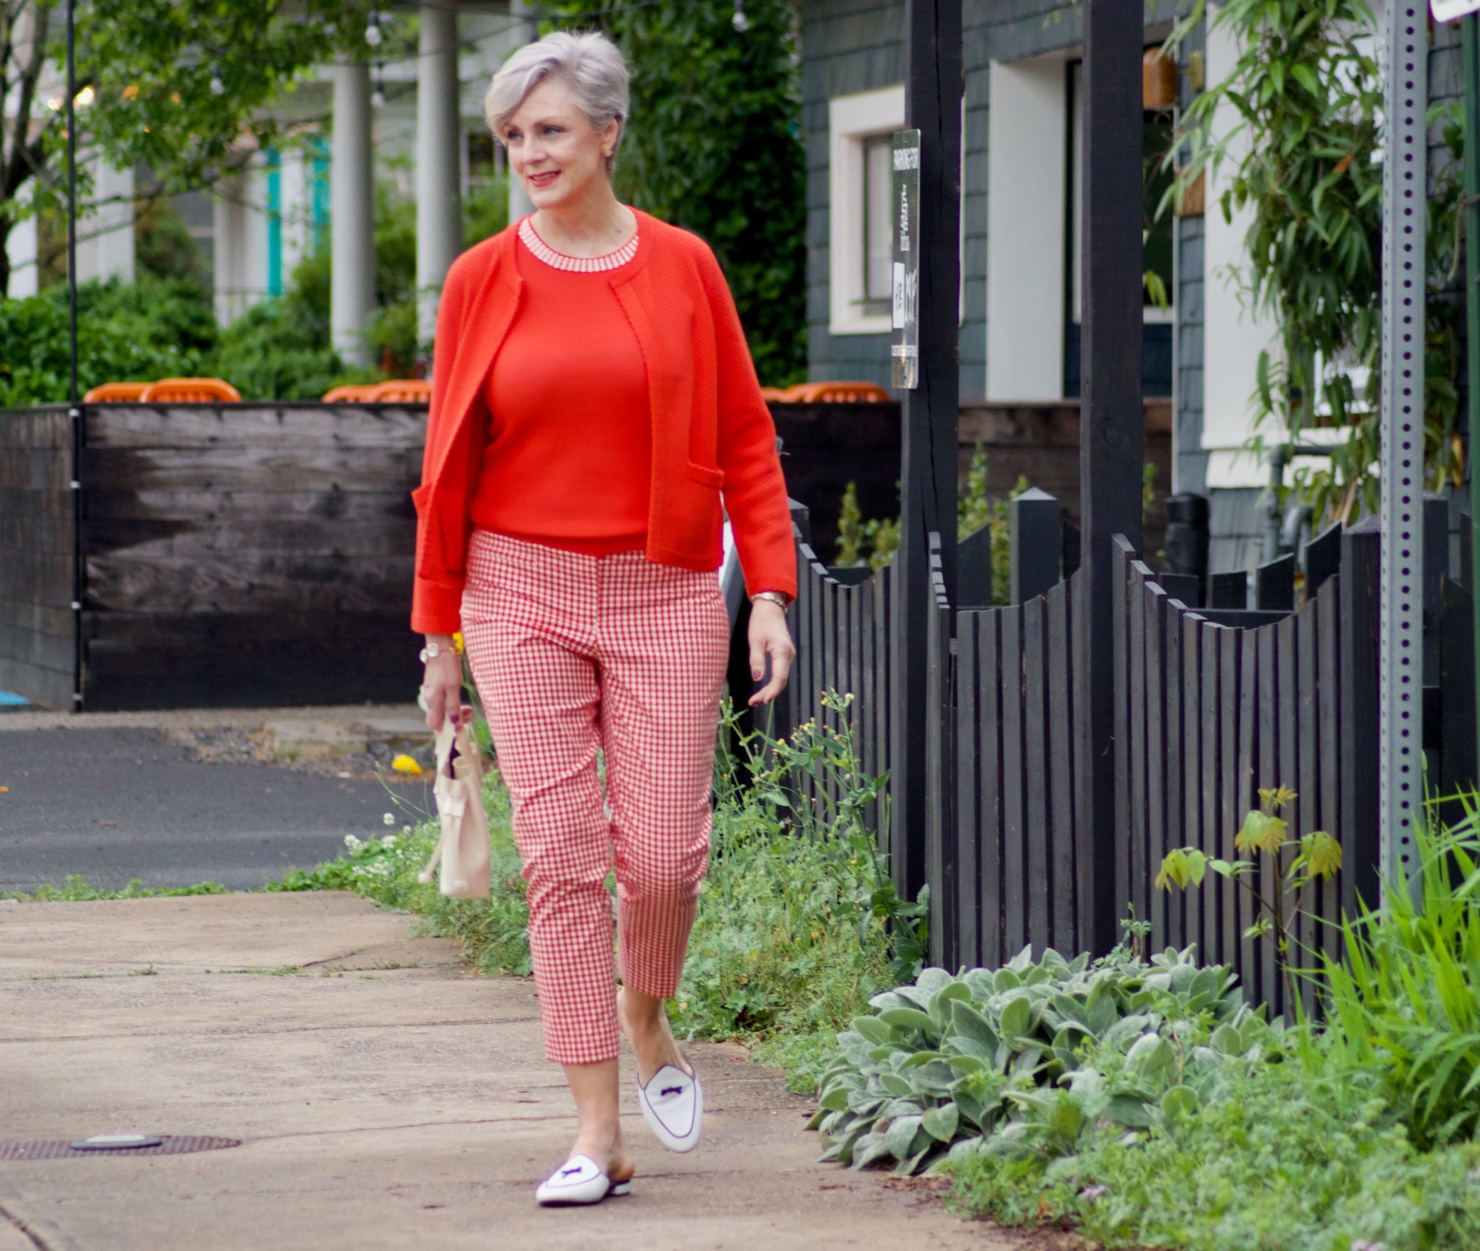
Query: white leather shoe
535 1155 632 1207
637 1061 703 1152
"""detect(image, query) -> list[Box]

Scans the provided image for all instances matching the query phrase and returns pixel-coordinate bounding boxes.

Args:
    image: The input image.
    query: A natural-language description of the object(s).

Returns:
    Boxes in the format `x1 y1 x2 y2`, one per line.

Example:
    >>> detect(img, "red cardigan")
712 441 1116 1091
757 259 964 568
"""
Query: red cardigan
411 210 798 635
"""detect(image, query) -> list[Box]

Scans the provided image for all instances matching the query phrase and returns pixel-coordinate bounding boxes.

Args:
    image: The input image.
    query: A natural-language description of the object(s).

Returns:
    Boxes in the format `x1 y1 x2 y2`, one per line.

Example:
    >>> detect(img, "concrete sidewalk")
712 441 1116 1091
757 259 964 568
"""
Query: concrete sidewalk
0 893 1011 1251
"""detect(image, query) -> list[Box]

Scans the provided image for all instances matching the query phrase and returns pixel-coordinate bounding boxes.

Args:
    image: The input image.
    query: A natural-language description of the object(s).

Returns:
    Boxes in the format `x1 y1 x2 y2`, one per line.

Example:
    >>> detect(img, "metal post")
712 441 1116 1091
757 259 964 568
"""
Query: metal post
66 0 82 710
1463 14 1480 826
1075 0 1144 955
891 0 961 904
1379 0 1427 879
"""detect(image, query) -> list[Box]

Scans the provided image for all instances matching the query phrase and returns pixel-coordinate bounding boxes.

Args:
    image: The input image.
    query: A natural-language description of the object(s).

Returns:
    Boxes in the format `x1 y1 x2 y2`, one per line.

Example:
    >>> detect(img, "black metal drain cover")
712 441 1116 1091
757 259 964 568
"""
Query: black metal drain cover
0 1136 240 1161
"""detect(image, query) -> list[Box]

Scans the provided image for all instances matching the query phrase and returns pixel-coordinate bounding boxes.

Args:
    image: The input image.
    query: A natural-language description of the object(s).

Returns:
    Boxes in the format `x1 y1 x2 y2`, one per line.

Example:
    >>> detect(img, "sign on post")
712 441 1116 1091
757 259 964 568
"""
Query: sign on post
891 129 921 390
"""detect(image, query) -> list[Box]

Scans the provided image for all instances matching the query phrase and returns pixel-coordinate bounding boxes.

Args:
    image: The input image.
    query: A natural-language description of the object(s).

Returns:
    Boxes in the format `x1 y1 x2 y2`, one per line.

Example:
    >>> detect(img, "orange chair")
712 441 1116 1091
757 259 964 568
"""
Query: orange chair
321 384 378 403
83 381 151 403
759 386 790 402
139 377 242 403
370 379 433 404
787 381 891 403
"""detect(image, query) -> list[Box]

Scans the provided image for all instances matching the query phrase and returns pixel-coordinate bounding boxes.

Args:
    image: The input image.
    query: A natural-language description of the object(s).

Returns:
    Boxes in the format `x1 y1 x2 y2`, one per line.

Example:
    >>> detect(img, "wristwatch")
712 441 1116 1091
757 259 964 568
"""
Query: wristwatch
751 590 790 610
419 642 453 664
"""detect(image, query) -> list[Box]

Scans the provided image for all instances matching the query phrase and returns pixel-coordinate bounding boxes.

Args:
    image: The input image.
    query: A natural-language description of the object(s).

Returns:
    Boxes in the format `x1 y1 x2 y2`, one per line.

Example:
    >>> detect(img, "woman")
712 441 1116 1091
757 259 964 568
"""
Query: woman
412 30 798 1208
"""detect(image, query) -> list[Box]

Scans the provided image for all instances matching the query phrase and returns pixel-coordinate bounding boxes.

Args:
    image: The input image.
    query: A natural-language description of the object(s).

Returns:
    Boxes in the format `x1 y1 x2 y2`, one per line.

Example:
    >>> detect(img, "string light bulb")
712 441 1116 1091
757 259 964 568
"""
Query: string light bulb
365 10 383 47
732 0 748 32
371 65 385 109
209 70 224 96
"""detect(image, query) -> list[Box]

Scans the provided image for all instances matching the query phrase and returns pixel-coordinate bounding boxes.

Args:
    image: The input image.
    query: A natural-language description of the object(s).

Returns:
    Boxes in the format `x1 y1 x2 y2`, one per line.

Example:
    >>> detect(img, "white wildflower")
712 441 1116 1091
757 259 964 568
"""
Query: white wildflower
344 834 362 850
382 812 396 827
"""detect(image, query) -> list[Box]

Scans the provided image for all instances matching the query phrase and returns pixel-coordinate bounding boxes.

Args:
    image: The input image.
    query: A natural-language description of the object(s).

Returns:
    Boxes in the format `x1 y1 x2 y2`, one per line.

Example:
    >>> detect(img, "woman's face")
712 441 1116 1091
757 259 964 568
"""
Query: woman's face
501 76 617 213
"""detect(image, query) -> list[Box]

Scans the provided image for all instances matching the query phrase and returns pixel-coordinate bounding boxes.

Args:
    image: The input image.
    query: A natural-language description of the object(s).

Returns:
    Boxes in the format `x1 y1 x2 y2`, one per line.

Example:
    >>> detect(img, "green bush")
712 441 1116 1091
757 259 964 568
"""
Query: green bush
810 945 1272 1176
949 1060 1480 1250
0 277 213 406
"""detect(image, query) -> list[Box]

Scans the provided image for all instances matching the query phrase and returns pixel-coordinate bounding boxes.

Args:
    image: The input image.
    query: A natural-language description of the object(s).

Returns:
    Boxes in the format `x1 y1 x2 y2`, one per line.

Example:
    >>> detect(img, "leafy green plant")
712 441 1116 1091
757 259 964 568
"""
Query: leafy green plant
948 1056 1480 1251
1157 785 1341 1008
833 448 1023 601
809 945 1271 1176
1315 807 1480 1151
1165 1 1463 525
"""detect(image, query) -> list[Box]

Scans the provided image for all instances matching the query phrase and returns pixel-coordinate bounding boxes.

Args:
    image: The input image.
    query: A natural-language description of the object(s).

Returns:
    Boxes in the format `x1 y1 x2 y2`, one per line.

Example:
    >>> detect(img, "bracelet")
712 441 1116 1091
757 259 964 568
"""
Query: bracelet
419 642 455 664
751 590 790 610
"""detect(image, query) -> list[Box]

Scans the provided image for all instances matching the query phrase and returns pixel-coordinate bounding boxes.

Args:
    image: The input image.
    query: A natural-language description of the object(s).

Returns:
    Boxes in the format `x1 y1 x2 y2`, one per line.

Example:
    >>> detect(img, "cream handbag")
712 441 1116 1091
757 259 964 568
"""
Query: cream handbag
417 709 492 898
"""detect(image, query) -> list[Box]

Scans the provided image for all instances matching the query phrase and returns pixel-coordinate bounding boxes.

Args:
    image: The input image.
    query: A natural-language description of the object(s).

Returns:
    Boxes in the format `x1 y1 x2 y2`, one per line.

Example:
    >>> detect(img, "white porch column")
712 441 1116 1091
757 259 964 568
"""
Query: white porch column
416 2 463 346
6 203 38 298
506 0 536 223
75 158 135 285
331 58 376 367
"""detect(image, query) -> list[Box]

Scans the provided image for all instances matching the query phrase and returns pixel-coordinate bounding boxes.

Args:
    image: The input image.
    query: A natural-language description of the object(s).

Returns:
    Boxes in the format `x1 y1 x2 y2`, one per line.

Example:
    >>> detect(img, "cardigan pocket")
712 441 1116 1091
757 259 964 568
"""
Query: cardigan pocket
685 462 725 490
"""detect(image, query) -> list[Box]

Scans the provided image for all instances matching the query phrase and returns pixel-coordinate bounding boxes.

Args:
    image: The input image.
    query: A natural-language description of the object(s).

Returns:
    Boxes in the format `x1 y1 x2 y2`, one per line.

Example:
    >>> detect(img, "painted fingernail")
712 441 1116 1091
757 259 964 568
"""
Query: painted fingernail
751 669 762 680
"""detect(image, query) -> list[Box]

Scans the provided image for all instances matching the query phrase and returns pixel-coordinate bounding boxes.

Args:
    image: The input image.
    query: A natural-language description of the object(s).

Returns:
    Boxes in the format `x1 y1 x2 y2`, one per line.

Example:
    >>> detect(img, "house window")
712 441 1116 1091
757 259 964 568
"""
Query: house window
829 85 905 336
861 133 894 314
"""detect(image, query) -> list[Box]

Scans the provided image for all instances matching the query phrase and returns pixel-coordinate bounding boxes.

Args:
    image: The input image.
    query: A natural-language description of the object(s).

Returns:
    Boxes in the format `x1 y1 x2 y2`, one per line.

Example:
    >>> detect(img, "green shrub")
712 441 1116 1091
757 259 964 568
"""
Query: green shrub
0 277 215 405
810 945 1273 1176
949 1059 1480 1250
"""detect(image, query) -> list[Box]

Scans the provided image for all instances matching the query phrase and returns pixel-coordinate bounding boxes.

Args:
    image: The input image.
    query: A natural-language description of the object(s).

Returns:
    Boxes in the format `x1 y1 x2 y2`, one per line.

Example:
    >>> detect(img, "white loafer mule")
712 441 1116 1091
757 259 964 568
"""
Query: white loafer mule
535 1155 632 1207
637 1061 703 1152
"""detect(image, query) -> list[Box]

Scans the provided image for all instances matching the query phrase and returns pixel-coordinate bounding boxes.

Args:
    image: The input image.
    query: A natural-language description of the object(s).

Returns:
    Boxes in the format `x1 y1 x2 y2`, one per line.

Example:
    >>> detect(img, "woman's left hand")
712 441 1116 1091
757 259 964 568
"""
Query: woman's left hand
747 599 795 706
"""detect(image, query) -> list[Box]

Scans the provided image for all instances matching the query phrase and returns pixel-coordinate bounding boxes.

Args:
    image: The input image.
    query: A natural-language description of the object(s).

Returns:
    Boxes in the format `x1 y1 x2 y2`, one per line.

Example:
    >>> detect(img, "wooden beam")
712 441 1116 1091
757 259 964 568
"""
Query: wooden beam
1076 0 1145 956
893 0 963 905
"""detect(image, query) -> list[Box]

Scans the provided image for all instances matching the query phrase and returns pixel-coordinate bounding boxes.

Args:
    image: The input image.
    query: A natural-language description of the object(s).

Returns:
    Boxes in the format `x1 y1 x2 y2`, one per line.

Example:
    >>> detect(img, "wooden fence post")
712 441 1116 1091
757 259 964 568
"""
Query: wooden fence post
1010 487 1062 605
893 0 963 906
1075 0 1145 956
1340 516 1382 915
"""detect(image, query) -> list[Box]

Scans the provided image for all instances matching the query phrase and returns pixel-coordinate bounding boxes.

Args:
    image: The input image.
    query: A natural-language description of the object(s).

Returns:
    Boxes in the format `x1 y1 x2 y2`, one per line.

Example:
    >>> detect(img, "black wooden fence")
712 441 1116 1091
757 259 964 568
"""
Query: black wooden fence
780 490 1476 1012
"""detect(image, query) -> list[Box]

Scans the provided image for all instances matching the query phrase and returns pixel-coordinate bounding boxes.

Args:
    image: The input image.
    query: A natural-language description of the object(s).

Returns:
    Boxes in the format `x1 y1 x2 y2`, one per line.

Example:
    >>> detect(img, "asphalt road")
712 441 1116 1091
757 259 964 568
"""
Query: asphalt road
0 728 435 893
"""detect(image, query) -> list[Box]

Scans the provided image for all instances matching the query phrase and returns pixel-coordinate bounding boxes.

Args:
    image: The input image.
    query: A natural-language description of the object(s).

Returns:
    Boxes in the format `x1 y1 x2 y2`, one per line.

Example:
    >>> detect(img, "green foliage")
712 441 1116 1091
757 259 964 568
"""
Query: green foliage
134 197 212 288
948 1058 1480 1251
543 0 806 385
1158 784 1341 1009
811 945 1267 1176
0 276 213 405
1167 1 1463 525
7 875 228 901
25 1 371 213
1314 808 1480 1152
833 448 1025 605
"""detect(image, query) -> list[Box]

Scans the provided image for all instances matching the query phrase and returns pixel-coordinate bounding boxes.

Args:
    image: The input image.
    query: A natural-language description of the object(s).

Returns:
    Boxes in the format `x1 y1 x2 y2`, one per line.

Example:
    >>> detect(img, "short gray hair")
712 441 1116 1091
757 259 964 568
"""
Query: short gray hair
484 31 630 175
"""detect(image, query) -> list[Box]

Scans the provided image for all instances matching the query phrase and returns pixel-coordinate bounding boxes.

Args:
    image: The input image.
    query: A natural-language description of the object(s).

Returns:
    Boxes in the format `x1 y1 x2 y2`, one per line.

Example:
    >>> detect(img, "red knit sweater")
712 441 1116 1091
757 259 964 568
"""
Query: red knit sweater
411 209 797 636
470 227 650 555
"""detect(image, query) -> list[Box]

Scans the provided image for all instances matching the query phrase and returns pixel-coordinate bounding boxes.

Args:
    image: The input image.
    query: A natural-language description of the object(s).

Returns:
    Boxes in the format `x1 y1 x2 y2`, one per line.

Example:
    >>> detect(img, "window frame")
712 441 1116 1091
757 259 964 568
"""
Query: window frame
828 84 905 336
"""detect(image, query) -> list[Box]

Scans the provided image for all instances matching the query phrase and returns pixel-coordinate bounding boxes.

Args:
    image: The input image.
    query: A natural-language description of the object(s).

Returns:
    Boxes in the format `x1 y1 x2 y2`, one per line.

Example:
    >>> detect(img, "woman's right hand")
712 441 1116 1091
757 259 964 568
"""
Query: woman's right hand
421 637 464 731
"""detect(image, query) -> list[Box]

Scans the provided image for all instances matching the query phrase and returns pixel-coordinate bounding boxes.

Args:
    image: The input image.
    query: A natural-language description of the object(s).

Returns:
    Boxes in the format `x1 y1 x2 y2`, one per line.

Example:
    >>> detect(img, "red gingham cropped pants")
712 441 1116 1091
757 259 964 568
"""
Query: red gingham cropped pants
461 531 730 1065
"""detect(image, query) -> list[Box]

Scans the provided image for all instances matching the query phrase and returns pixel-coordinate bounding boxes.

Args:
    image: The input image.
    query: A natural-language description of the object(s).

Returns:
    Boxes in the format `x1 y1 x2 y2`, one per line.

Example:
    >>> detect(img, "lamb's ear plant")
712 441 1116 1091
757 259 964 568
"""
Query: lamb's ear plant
1157 785 1340 1008
809 946 1277 1176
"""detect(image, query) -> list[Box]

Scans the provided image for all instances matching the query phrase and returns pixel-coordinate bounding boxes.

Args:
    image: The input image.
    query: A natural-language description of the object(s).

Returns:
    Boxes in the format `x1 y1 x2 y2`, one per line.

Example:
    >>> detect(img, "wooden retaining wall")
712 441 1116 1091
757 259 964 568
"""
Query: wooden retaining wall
78 402 426 710
0 406 74 708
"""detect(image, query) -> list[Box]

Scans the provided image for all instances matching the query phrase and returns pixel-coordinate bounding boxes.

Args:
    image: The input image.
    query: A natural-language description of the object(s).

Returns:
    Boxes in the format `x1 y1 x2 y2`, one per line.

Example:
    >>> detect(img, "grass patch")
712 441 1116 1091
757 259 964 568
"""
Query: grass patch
5 876 229 902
